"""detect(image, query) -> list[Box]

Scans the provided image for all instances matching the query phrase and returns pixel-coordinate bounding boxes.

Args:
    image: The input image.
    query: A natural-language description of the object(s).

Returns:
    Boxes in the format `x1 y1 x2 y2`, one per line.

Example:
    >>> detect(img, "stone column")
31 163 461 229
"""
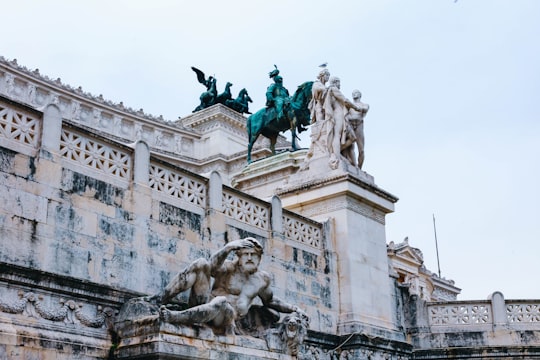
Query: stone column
208 171 226 243
126 141 152 293
41 104 62 154
133 141 150 185
490 291 508 330
36 104 63 186
271 195 283 237
278 171 401 339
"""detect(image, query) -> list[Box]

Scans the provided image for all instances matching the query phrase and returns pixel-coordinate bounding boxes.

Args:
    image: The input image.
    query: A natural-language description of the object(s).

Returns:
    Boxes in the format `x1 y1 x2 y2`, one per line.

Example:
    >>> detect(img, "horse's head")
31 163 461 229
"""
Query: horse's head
295 81 314 105
239 89 252 103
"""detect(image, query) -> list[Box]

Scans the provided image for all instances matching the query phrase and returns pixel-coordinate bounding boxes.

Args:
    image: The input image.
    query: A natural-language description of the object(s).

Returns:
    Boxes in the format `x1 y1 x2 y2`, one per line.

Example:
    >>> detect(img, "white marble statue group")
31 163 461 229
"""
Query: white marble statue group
305 67 370 171
147 237 308 340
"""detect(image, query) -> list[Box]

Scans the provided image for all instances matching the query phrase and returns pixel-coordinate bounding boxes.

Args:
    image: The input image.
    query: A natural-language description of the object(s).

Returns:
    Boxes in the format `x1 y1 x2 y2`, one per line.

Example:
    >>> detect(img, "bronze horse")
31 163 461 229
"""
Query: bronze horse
226 88 252 114
246 81 313 163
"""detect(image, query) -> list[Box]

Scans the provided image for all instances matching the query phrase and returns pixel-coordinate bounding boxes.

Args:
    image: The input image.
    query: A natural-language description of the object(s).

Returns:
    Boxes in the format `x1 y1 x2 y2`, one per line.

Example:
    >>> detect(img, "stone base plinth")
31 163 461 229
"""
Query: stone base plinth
232 149 308 199
115 316 297 360
276 161 401 339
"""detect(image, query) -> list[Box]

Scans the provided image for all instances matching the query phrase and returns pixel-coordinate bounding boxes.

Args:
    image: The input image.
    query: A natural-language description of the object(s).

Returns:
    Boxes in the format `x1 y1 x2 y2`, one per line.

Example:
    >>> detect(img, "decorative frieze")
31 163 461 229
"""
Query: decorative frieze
0 289 115 329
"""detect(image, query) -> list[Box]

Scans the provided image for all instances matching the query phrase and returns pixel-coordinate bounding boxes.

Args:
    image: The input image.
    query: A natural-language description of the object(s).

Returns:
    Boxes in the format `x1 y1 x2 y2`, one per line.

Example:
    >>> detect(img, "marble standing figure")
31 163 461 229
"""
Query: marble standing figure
308 68 330 125
302 67 331 168
346 89 370 169
155 237 307 335
324 76 364 169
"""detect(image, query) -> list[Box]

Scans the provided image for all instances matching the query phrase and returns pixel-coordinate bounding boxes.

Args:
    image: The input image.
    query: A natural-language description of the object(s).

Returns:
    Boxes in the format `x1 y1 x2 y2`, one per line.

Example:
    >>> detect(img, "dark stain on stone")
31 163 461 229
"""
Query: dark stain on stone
312 281 332 309
0 146 16 172
159 202 201 233
323 250 331 274
99 217 134 243
67 171 124 206
302 250 317 269
28 156 36 179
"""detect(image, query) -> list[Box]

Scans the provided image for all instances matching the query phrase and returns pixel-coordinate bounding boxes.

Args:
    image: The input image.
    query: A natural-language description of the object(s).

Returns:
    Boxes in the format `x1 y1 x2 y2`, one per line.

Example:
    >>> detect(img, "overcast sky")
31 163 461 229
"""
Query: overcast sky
2 0 539 300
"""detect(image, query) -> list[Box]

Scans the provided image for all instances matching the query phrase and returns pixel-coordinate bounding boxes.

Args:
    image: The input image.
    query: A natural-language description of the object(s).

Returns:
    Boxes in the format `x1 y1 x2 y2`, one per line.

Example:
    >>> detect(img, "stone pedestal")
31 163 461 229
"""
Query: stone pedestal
276 166 400 338
115 316 299 359
232 149 308 199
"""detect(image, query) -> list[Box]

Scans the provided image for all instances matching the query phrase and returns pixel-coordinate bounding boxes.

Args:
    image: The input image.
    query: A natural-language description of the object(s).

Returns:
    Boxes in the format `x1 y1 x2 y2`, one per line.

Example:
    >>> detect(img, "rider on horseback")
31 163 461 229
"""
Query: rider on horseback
265 66 290 121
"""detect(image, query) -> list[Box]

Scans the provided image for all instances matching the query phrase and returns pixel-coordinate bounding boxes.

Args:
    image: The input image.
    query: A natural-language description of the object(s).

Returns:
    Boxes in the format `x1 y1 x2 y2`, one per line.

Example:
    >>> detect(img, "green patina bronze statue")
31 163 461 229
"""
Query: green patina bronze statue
191 67 251 115
192 67 217 112
247 66 313 163
265 65 290 122
226 88 252 114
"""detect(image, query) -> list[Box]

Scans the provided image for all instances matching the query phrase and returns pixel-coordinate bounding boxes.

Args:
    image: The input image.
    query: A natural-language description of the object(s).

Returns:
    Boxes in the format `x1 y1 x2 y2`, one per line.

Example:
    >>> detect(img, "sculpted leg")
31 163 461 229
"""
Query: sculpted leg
356 132 365 169
269 135 278 155
160 296 236 334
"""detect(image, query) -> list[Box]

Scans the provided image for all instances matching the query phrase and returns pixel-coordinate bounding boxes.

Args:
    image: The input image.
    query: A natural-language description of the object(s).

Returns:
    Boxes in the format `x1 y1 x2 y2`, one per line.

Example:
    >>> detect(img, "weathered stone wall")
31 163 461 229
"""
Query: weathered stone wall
0 95 338 357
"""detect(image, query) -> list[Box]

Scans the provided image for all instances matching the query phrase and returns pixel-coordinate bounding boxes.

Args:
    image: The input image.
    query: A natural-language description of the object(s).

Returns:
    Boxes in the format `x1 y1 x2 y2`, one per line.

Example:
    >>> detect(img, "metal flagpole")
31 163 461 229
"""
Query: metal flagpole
433 213 441 278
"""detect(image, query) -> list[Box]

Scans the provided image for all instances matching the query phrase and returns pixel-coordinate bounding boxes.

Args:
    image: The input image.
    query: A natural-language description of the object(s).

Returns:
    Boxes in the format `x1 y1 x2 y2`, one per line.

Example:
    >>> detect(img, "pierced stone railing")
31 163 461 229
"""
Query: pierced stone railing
427 293 540 332
506 301 540 324
0 101 41 156
60 127 132 183
428 302 492 326
0 77 324 251
149 162 207 209
222 188 270 231
282 209 323 249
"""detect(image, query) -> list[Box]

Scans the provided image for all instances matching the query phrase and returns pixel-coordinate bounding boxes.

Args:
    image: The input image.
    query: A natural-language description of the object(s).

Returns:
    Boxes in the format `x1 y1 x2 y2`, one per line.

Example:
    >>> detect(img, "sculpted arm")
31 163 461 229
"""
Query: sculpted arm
266 84 275 105
210 239 256 276
356 103 370 117
332 88 362 112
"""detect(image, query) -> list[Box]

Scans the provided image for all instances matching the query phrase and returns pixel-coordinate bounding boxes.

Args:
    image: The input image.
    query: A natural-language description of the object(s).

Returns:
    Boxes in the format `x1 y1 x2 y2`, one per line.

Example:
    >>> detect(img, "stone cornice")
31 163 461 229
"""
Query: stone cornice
177 103 247 130
0 56 199 141
0 261 140 305
0 56 186 127
277 171 399 205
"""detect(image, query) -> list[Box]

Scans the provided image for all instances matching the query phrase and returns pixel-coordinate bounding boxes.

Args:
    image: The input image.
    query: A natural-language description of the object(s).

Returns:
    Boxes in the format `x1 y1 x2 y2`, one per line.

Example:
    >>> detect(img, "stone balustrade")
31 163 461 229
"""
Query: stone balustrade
427 292 540 332
0 94 324 253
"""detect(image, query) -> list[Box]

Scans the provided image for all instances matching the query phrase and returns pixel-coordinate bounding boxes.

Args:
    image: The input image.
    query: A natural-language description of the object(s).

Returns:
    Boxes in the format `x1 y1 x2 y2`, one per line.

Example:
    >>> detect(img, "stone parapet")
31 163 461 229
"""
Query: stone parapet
405 292 540 355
